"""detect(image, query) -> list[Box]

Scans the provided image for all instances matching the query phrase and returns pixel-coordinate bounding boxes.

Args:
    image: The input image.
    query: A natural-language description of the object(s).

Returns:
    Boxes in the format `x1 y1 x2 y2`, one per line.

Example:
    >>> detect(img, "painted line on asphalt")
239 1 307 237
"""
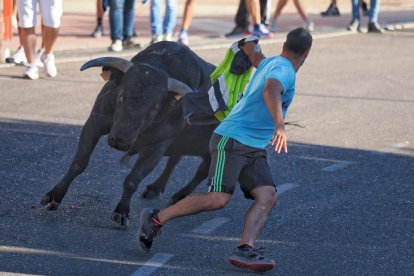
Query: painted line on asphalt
371 141 411 155
191 217 231 234
322 161 353 172
131 253 174 276
277 183 299 194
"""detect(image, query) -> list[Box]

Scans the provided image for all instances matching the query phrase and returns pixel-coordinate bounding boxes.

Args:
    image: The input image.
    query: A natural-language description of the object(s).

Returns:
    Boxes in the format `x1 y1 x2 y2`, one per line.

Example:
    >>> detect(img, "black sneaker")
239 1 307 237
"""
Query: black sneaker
368 22 384 33
228 245 275 272
137 208 162 252
122 38 142 50
321 5 341 16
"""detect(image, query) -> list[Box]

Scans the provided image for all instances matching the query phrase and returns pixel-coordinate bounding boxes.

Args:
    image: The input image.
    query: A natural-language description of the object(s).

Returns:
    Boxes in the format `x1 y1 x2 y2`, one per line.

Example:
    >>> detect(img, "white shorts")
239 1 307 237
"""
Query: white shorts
17 0 63 28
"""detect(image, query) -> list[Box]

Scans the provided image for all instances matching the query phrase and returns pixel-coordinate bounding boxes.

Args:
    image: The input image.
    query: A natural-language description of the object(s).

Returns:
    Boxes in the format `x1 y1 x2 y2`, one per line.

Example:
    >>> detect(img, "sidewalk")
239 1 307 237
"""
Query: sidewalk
1 0 413 66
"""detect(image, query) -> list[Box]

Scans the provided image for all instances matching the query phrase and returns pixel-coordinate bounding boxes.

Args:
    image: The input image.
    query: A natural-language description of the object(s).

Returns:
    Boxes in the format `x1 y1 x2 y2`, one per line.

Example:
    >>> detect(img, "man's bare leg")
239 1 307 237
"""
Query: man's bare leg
157 192 231 224
239 185 277 247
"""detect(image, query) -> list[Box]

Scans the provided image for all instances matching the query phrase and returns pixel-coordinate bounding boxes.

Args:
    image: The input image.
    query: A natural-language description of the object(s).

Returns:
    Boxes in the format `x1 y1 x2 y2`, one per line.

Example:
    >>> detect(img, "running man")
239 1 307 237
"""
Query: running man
137 27 312 273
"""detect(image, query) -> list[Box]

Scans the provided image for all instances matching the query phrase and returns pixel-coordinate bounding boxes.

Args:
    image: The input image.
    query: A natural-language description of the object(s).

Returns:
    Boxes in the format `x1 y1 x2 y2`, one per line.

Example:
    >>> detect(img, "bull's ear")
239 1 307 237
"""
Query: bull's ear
80 57 133 73
168 78 194 100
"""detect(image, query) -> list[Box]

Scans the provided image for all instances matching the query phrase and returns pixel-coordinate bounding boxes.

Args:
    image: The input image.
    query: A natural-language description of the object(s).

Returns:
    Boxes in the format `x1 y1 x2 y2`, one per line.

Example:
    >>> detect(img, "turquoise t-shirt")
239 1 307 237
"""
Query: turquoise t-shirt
214 56 296 149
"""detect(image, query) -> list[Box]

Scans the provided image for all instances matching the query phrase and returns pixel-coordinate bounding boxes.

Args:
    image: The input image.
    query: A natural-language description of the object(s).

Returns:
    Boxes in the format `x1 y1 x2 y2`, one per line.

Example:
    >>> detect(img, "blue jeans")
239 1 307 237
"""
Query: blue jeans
109 0 137 41
150 0 177 36
351 0 381 23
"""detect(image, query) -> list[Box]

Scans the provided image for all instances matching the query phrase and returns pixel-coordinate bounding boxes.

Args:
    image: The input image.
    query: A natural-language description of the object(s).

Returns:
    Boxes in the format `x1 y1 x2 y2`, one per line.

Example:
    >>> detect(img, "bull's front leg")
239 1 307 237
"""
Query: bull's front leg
111 148 166 228
40 114 112 210
141 155 182 199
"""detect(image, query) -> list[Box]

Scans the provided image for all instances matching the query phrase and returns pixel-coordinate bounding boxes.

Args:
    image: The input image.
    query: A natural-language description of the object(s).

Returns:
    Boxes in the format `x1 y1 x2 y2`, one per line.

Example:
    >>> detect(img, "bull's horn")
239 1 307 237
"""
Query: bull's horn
80 57 133 73
167 78 194 96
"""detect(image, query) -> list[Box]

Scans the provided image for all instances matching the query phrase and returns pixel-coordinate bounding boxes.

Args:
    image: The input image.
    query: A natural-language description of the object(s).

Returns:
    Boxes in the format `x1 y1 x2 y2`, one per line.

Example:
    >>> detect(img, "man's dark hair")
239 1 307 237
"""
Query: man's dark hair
284 27 313 56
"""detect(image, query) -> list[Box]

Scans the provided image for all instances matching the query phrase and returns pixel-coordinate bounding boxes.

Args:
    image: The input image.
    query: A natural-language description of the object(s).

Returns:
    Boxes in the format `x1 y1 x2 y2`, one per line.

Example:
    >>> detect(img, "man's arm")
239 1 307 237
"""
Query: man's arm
263 78 287 153
240 41 266 68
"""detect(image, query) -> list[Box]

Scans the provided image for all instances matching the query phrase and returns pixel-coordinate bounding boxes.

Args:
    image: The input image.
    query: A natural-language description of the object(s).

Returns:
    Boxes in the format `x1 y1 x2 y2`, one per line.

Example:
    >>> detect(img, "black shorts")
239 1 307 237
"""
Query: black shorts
207 133 276 199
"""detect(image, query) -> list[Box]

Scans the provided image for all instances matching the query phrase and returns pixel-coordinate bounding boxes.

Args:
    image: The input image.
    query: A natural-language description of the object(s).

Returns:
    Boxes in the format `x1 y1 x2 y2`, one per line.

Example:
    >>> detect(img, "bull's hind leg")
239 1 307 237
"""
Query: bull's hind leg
111 147 167 228
41 81 116 211
141 155 182 199
169 154 211 205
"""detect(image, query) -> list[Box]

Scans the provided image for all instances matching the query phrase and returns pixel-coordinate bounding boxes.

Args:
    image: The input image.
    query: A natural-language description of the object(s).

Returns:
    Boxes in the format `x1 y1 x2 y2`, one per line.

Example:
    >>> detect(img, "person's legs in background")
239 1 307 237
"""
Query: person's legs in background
91 0 104 37
347 0 361 32
39 0 62 78
121 0 136 48
162 0 176 41
321 0 341 16
177 0 195 46
367 0 383 33
246 0 271 38
108 0 123 51
17 0 39 79
150 0 163 43
292 0 314 32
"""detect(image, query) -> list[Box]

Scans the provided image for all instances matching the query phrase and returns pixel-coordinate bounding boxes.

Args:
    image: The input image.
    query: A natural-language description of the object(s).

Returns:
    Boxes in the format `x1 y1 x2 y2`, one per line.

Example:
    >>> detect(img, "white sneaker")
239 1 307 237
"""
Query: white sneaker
305 20 315 32
24 64 39 80
5 46 27 65
150 35 163 44
164 33 173 41
41 53 57 78
109 39 123 52
35 48 45 68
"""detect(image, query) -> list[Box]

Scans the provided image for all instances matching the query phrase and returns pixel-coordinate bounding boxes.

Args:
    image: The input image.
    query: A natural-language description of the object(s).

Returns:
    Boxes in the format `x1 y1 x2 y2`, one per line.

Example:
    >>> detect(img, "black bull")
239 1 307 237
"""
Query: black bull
41 41 218 228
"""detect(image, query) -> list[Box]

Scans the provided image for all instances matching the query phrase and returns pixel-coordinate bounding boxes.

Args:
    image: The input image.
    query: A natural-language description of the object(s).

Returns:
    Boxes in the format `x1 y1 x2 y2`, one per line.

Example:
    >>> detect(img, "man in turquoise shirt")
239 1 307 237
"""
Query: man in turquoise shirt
137 27 312 273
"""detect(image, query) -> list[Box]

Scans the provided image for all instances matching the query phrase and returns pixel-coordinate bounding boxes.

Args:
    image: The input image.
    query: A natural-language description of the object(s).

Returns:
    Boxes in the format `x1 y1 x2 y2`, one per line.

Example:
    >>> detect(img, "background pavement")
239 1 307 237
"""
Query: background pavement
0 0 414 65
0 1 413 275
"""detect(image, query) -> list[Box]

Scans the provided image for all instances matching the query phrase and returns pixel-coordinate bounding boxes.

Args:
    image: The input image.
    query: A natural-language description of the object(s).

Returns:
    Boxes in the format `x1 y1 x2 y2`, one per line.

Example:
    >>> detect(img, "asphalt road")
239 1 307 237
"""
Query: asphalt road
0 30 413 275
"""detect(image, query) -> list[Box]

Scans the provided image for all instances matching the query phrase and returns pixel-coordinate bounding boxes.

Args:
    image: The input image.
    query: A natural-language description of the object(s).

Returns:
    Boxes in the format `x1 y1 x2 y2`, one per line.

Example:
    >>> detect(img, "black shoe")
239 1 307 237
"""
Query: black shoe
347 19 361 32
321 4 341 16
122 38 142 50
228 245 275 272
368 22 384 33
225 26 251 38
362 1 369 16
137 208 162 252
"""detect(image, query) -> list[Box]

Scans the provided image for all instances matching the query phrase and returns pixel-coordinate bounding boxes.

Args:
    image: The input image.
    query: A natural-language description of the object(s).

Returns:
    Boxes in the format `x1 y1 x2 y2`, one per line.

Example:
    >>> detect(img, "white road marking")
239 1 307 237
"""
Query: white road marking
322 162 353 172
131 253 174 276
191 217 231 234
277 183 299 194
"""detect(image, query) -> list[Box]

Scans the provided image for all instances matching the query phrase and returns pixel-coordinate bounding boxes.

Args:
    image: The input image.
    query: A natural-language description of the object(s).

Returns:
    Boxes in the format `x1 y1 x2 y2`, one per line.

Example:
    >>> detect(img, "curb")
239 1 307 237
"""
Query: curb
1 21 413 69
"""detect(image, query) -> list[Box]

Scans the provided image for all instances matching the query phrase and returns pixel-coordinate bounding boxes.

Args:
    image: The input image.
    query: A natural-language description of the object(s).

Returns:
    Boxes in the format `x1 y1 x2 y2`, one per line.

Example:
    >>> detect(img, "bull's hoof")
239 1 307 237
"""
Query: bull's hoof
141 188 160 200
40 195 60 211
111 212 129 230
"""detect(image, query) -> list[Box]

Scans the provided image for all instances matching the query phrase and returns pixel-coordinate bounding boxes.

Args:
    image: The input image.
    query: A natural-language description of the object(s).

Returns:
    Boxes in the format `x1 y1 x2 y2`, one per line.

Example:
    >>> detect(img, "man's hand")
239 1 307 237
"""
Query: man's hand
271 125 287 154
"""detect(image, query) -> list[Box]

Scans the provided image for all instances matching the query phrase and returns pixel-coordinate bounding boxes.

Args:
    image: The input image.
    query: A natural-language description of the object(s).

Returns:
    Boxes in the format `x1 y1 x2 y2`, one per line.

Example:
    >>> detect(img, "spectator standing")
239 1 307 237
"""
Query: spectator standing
147 0 176 44
347 0 383 33
176 0 195 46
269 0 314 33
245 0 271 38
108 0 137 52
320 0 341 16
225 0 269 38
17 0 62 80
91 0 108 38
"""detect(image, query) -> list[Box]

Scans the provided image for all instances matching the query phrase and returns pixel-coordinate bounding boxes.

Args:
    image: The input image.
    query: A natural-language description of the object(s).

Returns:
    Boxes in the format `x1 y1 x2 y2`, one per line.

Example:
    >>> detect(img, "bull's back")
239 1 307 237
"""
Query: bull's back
131 42 215 92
